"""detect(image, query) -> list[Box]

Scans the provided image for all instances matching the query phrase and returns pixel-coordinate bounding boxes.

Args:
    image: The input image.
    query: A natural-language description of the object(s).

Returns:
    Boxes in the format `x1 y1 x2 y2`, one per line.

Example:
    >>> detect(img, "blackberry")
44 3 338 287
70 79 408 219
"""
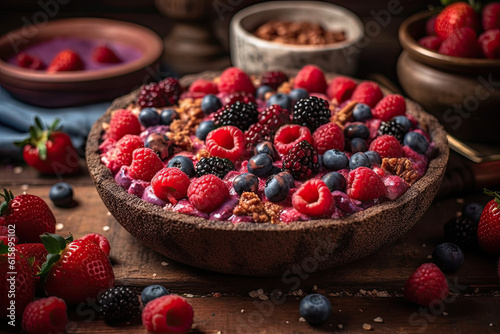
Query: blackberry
137 78 182 108
282 140 319 180
258 105 291 131
213 101 258 131
261 71 288 90
244 123 273 152
195 157 235 179
97 287 141 323
444 216 478 250
293 96 331 132
378 120 406 143
221 92 255 107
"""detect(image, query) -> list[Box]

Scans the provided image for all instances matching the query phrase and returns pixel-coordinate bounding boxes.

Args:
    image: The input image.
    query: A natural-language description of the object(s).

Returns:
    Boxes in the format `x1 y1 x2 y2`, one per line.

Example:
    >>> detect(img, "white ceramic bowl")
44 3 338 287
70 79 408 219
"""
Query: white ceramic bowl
230 1 364 75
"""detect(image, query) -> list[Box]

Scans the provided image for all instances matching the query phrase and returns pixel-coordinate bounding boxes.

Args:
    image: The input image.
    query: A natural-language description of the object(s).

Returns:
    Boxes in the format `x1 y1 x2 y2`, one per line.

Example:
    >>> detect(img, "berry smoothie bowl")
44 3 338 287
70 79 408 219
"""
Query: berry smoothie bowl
86 66 449 276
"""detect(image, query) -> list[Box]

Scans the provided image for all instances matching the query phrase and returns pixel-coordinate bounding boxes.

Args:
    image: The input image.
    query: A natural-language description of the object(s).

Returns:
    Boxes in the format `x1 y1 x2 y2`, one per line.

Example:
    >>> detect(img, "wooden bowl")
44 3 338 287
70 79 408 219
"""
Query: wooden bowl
86 72 449 276
0 18 163 108
398 11 500 143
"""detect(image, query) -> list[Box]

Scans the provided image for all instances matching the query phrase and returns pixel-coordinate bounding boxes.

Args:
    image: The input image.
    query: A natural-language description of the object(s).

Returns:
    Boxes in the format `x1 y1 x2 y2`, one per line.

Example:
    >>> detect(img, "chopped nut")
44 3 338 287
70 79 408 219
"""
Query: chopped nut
233 192 282 224
196 149 211 161
381 157 420 185
277 80 292 94
258 294 269 301
331 100 357 126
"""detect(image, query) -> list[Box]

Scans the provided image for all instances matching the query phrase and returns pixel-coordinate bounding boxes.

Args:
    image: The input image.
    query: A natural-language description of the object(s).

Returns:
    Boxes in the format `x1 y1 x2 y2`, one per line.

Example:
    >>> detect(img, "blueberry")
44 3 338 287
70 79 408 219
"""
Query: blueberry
289 88 309 107
167 155 195 177
404 132 429 155
323 149 349 171
352 103 372 121
299 294 332 325
349 152 371 170
159 108 178 126
344 123 370 140
278 171 295 188
432 242 464 273
462 202 484 223
139 108 160 127
141 285 169 306
393 115 412 132
365 150 381 165
196 121 215 140
350 138 367 153
233 173 259 195
247 153 274 177
254 141 277 160
256 85 273 100
49 182 74 208
267 93 291 110
201 94 222 115
265 173 291 202
321 172 346 192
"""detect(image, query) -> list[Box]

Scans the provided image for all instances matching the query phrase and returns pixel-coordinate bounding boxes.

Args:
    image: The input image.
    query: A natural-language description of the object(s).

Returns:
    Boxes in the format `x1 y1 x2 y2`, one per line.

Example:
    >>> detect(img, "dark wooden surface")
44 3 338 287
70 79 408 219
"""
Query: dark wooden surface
1 163 500 333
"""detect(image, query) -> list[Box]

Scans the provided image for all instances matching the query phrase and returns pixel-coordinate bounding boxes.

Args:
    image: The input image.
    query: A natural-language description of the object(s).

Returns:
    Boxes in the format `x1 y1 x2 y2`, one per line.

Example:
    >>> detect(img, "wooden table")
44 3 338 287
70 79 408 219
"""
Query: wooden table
1 164 499 333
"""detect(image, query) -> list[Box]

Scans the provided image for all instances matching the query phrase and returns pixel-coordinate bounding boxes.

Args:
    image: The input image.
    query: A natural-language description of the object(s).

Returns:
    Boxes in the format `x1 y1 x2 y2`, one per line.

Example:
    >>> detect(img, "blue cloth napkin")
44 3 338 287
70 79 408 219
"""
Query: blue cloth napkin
0 87 111 161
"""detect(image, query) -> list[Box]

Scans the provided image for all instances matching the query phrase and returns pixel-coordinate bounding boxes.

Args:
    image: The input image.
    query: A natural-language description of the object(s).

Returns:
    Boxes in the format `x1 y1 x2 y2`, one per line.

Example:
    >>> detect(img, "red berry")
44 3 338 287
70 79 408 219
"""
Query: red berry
142 295 194 334
438 27 480 58
258 104 291 131
261 71 288 90
189 79 218 95
383 175 409 200
478 29 500 59
22 297 68 334
426 15 437 36
292 179 333 217
483 3 500 30
103 134 144 174
294 65 327 94
274 124 313 155
312 122 345 155
244 123 274 152
435 2 479 40
107 109 141 141
47 49 84 72
188 174 229 213
79 233 111 256
206 126 246 162
369 135 403 159
16 53 45 70
137 78 182 108
217 67 255 95
373 94 406 121
15 243 48 290
151 168 190 204
404 263 449 307
418 36 442 51
282 140 319 181
220 91 255 107
327 76 357 103
92 45 121 63
477 190 500 254
351 81 384 108
128 148 165 182
346 167 385 201
0 225 18 245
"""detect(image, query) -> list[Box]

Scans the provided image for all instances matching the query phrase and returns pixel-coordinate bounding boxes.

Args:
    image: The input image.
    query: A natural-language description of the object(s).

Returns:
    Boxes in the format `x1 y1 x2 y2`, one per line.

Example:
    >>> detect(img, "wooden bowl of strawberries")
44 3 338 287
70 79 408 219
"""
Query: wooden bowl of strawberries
397 2 500 144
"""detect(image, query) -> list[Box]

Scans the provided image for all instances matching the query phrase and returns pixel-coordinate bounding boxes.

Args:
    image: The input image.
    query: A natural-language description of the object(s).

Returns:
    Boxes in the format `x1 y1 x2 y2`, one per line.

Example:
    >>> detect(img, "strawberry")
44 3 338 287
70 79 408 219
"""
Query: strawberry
217 67 255 95
40 233 115 305
483 3 500 31
16 53 45 70
438 27 480 58
346 167 386 201
404 263 449 308
15 117 80 175
0 225 18 245
478 29 500 59
47 49 84 72
92 45 121 63
15 243 48 291
327 76 357 103
79 233 111 256
294 65 327 94
107 109 142 141
477 189 500 254
435 2 479 40
128 148 165 182
1 189 56 243
22 296 68 334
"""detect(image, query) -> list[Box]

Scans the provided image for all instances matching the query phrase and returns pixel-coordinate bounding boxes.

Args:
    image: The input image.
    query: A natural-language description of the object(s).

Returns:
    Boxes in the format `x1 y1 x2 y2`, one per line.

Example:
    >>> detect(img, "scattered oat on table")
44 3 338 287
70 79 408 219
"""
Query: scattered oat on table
152 273 157 277
258 294 269 301
312 285 318 291
490 323 494 327
161 261 169 266
363 323 372 330
13 166 23 174
56 223 64 231
241 309 244 313
285 321 289 324
359 308 363 313
338 324 344 329
186 294 194 298
299 317 306 323
374 316 384 323
106 211 112 216
422 243 426 248
443 312 448 316
456 198 464 204
102 225 110 232
21 184 29 191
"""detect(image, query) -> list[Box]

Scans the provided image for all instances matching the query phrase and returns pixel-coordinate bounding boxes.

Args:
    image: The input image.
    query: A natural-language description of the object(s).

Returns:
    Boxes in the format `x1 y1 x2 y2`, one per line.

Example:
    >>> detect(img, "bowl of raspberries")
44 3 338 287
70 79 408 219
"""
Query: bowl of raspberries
398 2 500 143
87 65 449 276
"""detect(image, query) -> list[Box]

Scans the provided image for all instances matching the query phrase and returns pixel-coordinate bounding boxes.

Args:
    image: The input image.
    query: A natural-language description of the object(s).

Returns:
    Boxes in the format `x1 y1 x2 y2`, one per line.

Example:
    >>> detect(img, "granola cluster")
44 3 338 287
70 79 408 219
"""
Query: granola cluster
381 157 420 185
233 192 282 224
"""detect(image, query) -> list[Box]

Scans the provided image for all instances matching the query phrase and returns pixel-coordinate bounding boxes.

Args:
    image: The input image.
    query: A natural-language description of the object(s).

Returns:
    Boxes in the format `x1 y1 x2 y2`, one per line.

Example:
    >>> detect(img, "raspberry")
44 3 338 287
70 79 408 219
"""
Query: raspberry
327 76 357 103
403 263 449 308
258 104 291 131
213 101 259 131
104 134 144 174
22 297 68 334
312 122 345 155
142 295 194 334
418 36 442 51
79 233 111 256
435 2 479 40
378 120 406 143
137 77 182 108
151 168 190 204
128 148 165 182
92 45 121 63
188 174 229 212
274 124 313 156
478 29 500 60
369 135 403 159
98 287 141 323
383 175 409 200
292 179 333 217
351 81 384 108
205 126 245 162
195 157 235 179
221 91 256 106
444 216 478 250
107 109 141 141
217 67 255 95
346 167 385 201
294 65 327 93
189 78 218 95
16 53 45 70
438 27 480 58
282 140 319 181
0 225 18 245
373 94 406 121
293 96 331 132
483 3 500 30
244 123 274 152
261 71 289 90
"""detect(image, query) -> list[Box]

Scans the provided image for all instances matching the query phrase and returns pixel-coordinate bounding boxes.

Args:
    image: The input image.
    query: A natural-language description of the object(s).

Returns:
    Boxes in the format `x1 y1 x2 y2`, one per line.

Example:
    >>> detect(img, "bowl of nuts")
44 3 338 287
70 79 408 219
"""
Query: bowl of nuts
230 1 364 75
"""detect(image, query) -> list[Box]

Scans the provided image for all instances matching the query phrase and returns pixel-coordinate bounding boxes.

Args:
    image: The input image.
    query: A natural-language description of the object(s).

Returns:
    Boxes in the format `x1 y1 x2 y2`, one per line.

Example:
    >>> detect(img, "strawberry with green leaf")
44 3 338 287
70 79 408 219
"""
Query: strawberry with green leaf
477 189 500 254
15 243 48 291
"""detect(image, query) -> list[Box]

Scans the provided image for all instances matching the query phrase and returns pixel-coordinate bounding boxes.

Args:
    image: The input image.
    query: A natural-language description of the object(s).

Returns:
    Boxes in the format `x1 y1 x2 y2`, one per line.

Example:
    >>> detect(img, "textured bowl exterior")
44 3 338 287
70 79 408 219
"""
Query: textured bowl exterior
87 72 449 276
